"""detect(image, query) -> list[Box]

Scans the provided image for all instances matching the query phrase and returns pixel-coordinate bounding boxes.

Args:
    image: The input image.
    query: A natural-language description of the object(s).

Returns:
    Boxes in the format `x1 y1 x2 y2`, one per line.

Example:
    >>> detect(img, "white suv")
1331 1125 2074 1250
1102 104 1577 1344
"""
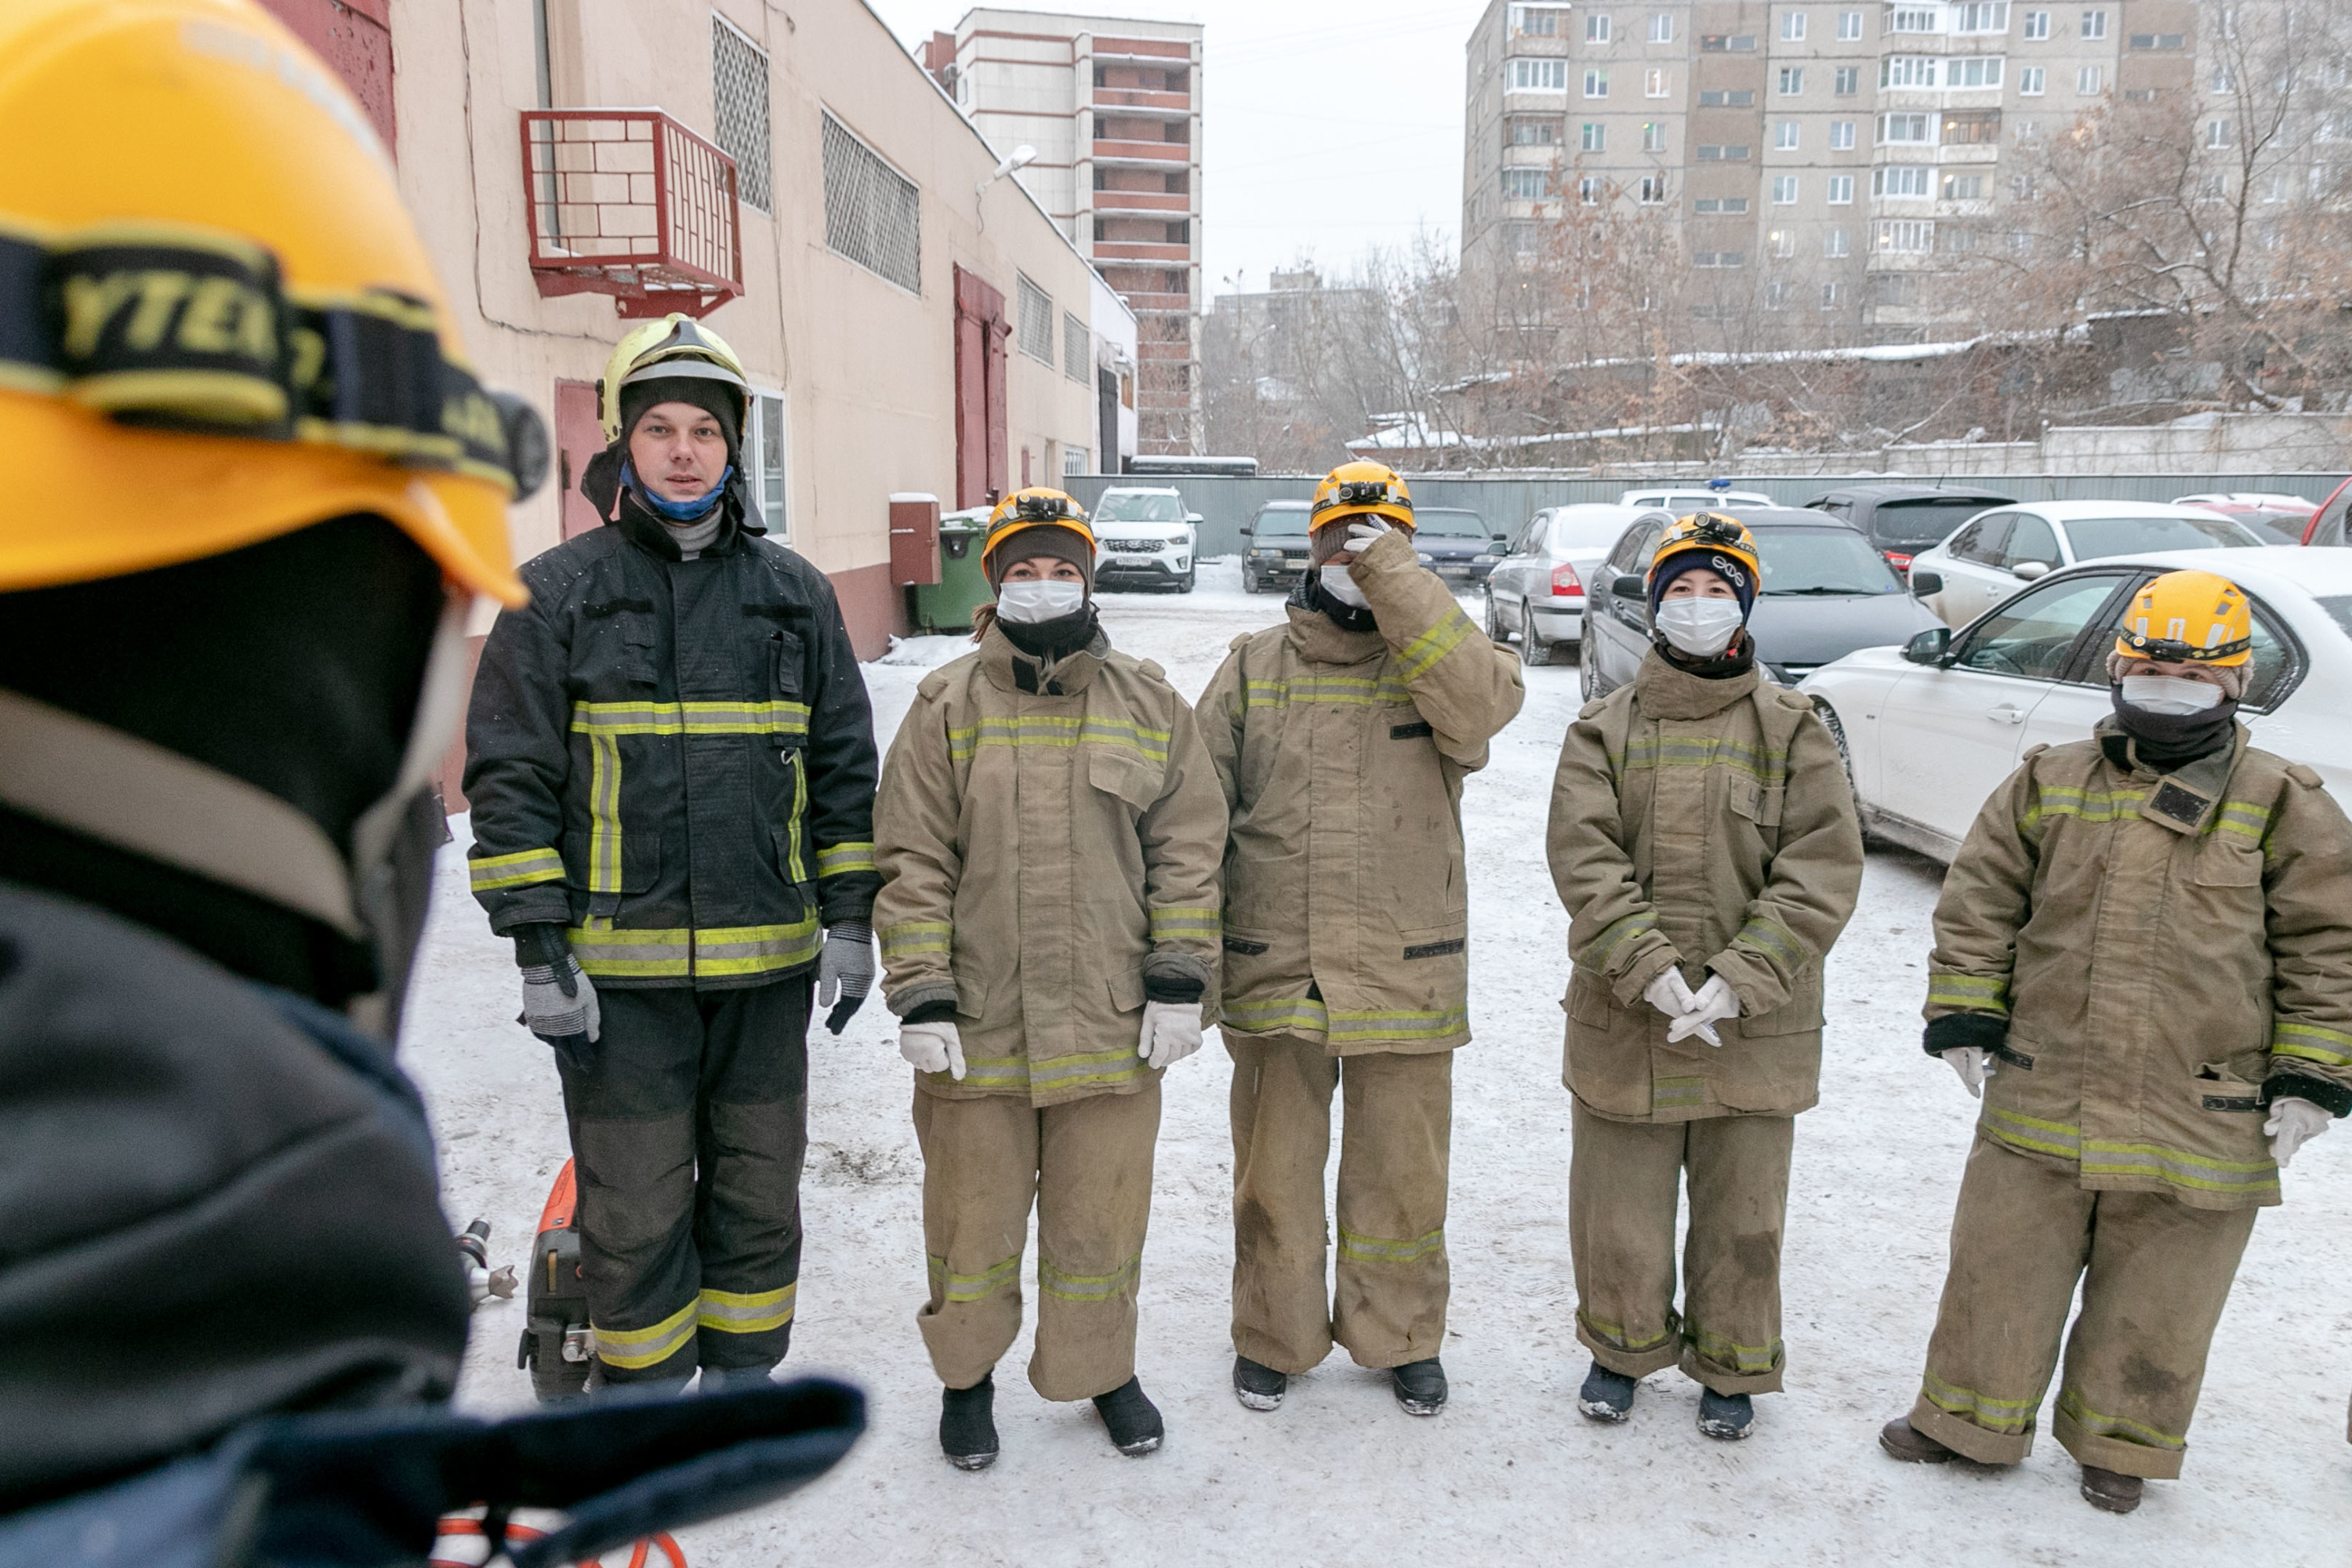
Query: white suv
1091 487 1197 593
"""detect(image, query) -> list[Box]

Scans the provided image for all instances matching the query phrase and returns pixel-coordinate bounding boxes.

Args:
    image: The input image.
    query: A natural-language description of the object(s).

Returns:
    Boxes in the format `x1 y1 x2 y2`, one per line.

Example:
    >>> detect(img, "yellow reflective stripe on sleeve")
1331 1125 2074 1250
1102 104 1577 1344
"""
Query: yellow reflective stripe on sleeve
2080 1141 2279 1196
1394 608 1475 681
586 731 622 896
568 925 691 978
2055 1388 2187 1450
1037 1252 1142 1301
1927 971 2011 1014
2273 1021 2352 1067
946 715 1172 763
470 847 564 891
697 1283 797 1334
1335 1225 1444 1265
1149 906 1221 939
928 1252 1021 1304
879 921 951 956
2214 800 2272 842
569 700 811 736
1735 916 1806 971
1583 910 1659 969
593 1300 697 1370
1220 996 1331 1035
1981 1105 2082 1160
815 841 877 877
695 920 822 977
1327 1007 1468 1043
1686 1324 1783 1375
1920 1370 2041 1434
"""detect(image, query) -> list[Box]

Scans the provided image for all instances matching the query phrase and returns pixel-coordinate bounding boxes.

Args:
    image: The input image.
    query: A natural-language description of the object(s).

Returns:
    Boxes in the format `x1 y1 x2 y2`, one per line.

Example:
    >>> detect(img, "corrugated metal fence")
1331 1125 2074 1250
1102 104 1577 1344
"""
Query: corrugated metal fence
1063 473 2348 561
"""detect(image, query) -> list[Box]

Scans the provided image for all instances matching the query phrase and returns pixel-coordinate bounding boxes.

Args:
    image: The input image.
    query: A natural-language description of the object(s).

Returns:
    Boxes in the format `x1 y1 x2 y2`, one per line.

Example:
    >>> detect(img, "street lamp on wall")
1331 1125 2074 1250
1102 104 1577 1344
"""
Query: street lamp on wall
976 144 1038 199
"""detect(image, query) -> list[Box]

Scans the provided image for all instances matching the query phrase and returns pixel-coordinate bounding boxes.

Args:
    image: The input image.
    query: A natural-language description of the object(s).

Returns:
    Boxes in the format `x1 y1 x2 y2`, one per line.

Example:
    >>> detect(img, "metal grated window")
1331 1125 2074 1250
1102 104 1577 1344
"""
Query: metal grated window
820 112 920 292
1016 274 1053 363
1062 311 1089 381
711 17 772 212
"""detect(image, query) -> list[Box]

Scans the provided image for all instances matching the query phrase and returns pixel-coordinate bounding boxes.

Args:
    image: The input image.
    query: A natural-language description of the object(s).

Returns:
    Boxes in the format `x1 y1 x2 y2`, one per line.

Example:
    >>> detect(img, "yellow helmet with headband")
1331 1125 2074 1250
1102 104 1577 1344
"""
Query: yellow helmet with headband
597 314 752 444
983 487 1096 575
1309 461 1414 532
2115 568 2253 667
0 0 539 607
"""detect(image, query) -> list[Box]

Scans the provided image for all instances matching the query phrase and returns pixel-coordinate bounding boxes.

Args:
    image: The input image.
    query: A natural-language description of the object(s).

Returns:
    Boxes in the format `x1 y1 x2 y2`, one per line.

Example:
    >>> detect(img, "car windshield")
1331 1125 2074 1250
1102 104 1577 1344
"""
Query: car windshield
2225 510 2310 546
1094 492 1185 523
1253 507 1311 539
2066 514 2258 558
1757 527 1905 594
1875 498 2006 547
1414 510 1492 540
2318 595 2352 644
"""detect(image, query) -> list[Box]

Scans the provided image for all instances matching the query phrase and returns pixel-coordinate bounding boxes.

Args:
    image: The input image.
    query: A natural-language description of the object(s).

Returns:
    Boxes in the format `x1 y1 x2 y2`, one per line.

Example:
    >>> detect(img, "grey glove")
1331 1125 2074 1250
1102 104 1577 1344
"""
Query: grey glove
515 923 599 1046
816 920 875 1035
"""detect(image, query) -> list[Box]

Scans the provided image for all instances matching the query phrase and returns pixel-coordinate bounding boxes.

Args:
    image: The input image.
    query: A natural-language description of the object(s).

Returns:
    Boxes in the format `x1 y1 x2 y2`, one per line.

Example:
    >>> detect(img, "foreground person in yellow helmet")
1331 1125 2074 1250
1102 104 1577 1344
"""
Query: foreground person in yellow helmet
873 488 1227 1466
1201 461 1523 1417
1880 568 2352 1513
0 0 858 1555
1548 514 1862 1441
465 314 881 1394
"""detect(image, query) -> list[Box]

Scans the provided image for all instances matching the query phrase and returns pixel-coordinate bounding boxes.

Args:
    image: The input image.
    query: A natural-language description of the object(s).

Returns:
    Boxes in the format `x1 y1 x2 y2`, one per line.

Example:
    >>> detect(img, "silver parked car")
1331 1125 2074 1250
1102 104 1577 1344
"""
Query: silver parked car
1483 504 1672 666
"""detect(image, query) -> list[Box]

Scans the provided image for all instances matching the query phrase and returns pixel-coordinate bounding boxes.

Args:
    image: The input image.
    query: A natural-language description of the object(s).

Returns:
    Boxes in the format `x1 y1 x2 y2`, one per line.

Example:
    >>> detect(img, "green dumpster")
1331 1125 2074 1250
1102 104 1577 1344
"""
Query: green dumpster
909 508 995 634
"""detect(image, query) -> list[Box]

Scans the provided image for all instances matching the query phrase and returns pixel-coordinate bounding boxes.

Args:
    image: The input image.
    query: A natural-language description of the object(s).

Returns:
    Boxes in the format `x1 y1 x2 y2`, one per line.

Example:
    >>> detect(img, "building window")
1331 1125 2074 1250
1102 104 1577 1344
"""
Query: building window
1063 310 1090 382
2019 64 2045 93
1638 174 1668 202
819 111 920 292
1878 112 1932 143
2075 64 2102 93
1887 6 1938 31
1063 445 1090 477
1581 122 1606 151
1645 67 1671 96
1882 56 1937 89
1699 33 1759 50
1874 165 1933 197
1580 174 1603 203
1695 143 1751 160
1509 4 1570 35
1698 88 1756 106
1942 172 1985 198
1587 12 1613 42
1779 66 1805 95
1692 250 1744 267
1769 228 1797 256
1649 12 1674 41
1834 64 1860 94
1824 227 1850 256
2023 9 2049 38
2129 32 2183 50
1945 56 2003 88
711 16 773 212
745 390 786 535
1821 280 1843 308
1766 280 1792 309
1831 118 1857 148
1875 219 1934 252
2080 9 2106 38
1781 11 1806 40
1693 196 1751 212
1015 274 1054 363
1642 121 1668 151
1510 118 1560 144
1953 2 2009 32
1941 224 1976 252
1585 67 1610 96
1773 175 1799 202
1944 109 2002 143
2210 67 2234 93
1512 58 1570 90
2015 118 2041 140
1838 9 1864 38
1828 173 1855 202
2205 118 2231 148
1502 168 1549 198
1776 120 1800 150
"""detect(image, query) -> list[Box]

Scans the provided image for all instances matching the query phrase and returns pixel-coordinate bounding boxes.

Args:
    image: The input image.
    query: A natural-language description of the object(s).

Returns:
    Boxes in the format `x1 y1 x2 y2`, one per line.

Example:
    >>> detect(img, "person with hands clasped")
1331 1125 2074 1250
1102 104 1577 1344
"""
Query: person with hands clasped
1547 514 1862 1442
1880 569 2352 1515
873 488 1227 1471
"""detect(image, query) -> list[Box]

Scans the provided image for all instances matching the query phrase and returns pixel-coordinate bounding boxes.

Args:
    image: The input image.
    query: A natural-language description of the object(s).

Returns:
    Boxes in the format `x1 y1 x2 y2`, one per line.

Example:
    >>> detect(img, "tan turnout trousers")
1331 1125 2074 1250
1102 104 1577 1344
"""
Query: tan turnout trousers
1910 1138 2257 1479
912 1080 1161 1402
1569 1100 1794 1394
1229 1035 1451 1374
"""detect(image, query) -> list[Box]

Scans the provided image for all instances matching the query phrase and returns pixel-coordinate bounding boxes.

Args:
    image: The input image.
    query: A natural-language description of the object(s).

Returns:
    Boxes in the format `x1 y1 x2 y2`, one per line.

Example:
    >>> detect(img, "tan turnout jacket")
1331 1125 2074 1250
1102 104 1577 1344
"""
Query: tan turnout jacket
1926 725 2352 1210
1548 652 1864 1120
873 625 1227 1107
1200 526 1524 1054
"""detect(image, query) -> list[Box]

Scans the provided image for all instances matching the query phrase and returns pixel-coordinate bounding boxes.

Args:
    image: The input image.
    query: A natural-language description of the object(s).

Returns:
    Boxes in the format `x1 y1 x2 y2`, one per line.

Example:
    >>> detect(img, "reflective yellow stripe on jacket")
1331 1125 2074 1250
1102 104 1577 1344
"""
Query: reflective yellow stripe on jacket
571 699 815 901
565 920 820 981
945 713 1172 763
469 846 564 891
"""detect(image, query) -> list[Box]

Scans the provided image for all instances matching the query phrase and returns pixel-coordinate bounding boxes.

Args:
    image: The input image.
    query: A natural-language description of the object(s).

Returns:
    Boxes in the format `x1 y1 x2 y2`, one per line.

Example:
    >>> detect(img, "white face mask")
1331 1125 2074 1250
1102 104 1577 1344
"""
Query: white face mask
1319 563 1370 609
1654 597 1746 657
2120 673 2225 715
994 579 1087 624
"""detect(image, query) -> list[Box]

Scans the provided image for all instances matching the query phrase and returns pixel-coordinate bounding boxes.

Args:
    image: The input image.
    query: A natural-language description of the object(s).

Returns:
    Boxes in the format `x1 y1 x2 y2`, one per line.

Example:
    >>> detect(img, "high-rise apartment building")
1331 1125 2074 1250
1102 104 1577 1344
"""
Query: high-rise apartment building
927 9 1203 456
1460 0 2203 341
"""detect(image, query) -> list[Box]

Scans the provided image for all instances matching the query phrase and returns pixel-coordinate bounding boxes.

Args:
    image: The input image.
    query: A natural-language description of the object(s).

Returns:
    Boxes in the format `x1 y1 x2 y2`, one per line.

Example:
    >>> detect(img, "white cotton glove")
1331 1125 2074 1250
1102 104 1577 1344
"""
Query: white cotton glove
1341 518 1392 553
1668 973 1741 1047
1644 968 1697 1022
1944 1046 1991 1099
2265 1096 2331 1167
1138 1000 1204 1070
899 1019 967 1081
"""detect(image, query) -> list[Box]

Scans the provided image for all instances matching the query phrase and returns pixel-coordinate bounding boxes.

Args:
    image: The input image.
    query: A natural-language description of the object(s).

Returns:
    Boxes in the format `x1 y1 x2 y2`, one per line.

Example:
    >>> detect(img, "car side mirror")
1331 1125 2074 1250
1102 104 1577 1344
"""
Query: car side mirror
1902 626 1953 665
1187 513 1203 524
1238 522 1252 536
1907 570 1944 597
1613 572 1646 598
2011 560 2051 581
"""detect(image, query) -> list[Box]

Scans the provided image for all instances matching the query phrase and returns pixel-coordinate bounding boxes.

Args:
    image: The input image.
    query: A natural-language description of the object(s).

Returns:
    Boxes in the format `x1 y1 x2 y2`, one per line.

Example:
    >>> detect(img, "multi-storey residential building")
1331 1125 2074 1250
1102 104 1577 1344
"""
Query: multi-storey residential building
927 9 1203 456
1459 1 2221 341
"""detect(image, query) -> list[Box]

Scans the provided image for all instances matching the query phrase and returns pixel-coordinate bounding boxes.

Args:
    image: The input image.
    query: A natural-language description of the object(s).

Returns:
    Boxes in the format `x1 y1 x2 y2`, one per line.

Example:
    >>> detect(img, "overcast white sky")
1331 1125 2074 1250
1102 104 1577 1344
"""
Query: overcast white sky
862 0 1490 299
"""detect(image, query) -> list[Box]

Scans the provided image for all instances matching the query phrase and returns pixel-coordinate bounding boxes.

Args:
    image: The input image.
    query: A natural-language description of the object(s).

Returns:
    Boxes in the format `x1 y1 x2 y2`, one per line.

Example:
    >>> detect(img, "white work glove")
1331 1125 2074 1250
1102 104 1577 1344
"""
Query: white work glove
1668 973 1741 1047
1944 1046 1991 1098
1341 518 1392 553
815 920 875 1035
2265 1096 2331 1167
1644 968 1698 1023
1138 1000 1204 1070
899 1019 967 1081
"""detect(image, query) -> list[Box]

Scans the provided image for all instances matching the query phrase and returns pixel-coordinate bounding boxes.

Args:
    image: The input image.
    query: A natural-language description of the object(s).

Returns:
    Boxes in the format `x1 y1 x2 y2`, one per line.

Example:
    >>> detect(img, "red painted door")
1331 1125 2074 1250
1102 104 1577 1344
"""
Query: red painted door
953 267 1010 510
554 379 606 540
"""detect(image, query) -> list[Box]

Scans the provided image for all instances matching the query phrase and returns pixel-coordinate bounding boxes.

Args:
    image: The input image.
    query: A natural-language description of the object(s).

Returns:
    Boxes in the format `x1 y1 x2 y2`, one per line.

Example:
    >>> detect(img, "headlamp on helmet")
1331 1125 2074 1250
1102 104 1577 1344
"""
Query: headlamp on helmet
1316 479 1411 518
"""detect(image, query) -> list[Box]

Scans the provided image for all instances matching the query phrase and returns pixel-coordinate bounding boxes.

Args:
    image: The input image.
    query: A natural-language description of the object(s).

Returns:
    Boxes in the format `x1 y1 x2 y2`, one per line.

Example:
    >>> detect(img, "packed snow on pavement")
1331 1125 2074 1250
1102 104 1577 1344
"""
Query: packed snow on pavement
404 557 2352 1566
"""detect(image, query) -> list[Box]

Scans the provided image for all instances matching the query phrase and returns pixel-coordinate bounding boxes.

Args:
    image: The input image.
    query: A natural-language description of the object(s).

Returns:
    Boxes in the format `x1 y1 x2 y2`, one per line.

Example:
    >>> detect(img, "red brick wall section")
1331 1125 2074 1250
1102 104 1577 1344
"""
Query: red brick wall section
255 0 396 153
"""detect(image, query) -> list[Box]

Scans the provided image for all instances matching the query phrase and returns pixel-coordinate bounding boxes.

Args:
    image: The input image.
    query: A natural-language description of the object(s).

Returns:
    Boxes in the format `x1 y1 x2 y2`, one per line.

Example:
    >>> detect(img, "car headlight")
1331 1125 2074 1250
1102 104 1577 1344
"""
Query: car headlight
1472 553 1500 564
1416 551 1434 564
1253 547 1283 558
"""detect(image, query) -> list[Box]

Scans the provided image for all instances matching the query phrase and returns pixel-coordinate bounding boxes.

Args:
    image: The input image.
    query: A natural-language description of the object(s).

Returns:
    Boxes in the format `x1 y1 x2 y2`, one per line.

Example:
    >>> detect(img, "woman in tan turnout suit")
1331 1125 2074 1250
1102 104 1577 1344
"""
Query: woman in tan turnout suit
873 488 1227 1469
1548 514 1862 1442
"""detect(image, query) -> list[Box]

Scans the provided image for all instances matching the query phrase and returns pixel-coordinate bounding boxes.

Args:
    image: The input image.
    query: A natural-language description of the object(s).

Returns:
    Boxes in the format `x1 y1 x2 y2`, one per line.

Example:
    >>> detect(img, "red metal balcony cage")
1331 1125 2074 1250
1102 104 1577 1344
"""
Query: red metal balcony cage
521 109 744 319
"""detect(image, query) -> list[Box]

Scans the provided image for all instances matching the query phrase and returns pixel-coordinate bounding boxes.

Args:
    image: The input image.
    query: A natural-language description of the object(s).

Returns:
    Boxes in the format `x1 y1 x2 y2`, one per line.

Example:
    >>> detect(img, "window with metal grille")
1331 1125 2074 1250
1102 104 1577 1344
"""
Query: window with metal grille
820 112 920 292
1063 310 1089 381
1016 274 1053 363
711 17 772 212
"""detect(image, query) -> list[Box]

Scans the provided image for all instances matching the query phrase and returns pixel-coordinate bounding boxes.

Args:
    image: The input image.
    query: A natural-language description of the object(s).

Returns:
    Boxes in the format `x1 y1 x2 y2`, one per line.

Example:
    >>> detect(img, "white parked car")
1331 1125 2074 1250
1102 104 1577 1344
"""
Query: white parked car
1482 503 1673 665
1090 485 1198 593
1616 485 1773 512
1798 547 2352 861
1906 500 2269 629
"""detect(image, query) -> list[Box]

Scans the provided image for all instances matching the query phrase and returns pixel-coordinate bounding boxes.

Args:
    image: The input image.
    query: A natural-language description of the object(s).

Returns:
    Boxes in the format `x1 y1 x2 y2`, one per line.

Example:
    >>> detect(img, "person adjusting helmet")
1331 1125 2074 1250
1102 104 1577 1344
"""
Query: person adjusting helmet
1546 507 1861 1440
873 483 1225 1468
1882 567 2352 1514
463 304 883 1397
1200 459 1523 1420
0 0 859 1555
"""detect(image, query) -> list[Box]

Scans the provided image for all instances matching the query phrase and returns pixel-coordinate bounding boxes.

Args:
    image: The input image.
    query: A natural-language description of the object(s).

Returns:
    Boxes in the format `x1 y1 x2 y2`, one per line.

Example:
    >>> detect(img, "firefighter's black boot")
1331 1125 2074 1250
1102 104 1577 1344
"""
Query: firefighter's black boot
1093 1377 1164 1456
940 1374 999 1472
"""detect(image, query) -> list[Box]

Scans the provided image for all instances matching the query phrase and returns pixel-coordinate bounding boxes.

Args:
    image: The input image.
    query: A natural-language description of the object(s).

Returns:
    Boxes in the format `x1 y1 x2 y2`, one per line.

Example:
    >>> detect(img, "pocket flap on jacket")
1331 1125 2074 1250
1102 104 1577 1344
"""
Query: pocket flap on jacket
1730 774 1785 827
1087 746 1163 810
1566 970 1615 1026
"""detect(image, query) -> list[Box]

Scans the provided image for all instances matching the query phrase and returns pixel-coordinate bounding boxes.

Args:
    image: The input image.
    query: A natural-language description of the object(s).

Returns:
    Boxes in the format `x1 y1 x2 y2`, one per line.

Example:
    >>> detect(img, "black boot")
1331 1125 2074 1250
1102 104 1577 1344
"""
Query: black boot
1391 1358 1447 1416
2080 1465 2145 1514
1577 1360 1637 1424
1697 1388 1754 1440
1878 1417 1958 1463
1092 1376 1164 1455
941 1374 1000 1471
1233 1355 1287 1412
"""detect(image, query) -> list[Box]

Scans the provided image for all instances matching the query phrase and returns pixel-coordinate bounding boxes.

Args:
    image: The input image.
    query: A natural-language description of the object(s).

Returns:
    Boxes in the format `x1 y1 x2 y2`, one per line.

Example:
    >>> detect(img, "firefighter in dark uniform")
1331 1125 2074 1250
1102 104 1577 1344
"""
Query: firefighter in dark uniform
466 318 883 1391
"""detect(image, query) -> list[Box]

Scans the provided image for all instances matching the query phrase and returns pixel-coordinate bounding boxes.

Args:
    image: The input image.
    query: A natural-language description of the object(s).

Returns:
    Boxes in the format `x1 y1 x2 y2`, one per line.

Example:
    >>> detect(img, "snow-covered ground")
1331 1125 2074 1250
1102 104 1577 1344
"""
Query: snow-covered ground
404 557 2352 1566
